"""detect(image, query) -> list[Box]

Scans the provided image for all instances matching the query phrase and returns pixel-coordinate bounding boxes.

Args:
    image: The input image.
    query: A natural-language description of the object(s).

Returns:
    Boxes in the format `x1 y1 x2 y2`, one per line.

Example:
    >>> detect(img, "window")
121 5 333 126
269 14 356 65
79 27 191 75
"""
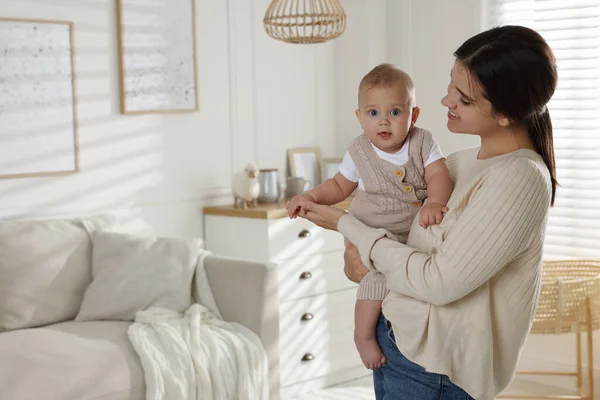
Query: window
487 0 600 259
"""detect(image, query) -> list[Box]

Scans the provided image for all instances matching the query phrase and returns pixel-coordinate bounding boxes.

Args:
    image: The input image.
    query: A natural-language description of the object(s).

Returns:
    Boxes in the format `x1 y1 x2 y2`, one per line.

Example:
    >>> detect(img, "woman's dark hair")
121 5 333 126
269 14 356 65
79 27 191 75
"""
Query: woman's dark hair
454 25 558 205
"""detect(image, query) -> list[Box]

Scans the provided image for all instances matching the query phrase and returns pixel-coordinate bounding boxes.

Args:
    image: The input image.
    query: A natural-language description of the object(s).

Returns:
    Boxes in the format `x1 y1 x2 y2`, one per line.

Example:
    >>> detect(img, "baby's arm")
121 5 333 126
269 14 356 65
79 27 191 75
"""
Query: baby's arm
420 159 453 228
286 173 357 218
312 173 358 204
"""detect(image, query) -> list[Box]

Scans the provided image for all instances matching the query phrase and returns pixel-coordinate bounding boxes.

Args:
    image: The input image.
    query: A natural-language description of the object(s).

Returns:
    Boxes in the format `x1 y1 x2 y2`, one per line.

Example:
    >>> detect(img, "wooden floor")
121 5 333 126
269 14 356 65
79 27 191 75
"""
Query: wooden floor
288 375 578 400
287 376 375 400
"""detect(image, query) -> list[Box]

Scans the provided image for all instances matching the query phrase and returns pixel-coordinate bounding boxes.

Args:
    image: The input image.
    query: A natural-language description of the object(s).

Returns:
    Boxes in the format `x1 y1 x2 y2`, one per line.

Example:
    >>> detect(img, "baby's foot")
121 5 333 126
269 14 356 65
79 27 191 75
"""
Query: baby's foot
354 333 386 370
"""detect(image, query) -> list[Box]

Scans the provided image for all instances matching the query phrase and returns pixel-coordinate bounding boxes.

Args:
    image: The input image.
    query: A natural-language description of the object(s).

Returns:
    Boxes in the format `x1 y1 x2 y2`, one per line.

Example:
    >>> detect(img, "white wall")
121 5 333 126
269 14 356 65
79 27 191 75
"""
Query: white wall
0 0 335 238
0 0 478 237
333 0 389 155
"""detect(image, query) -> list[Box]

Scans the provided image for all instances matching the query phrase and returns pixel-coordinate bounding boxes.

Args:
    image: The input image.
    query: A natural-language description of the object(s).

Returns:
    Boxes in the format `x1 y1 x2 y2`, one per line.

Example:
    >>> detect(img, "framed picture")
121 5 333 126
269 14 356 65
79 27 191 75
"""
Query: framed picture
116 0 199 114
322 157 342 181
0 17 79 179
288 147 322 187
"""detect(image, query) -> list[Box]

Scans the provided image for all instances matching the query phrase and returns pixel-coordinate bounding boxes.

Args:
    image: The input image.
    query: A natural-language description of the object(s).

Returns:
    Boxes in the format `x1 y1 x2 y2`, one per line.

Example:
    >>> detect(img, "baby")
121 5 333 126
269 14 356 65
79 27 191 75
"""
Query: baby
286 63 453 369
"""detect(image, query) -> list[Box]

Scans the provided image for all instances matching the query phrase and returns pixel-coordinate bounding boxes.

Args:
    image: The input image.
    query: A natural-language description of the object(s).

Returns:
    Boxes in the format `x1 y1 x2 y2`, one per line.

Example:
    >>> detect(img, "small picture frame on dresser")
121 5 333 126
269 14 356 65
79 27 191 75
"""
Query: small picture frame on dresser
321 157 342 181
288 147 322 187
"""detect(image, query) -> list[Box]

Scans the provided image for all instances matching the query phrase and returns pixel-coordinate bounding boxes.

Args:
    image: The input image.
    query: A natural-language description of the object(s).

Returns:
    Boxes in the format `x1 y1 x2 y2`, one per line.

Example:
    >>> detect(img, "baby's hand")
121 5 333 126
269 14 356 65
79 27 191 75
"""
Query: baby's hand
286 193 315 218
419 202 449 229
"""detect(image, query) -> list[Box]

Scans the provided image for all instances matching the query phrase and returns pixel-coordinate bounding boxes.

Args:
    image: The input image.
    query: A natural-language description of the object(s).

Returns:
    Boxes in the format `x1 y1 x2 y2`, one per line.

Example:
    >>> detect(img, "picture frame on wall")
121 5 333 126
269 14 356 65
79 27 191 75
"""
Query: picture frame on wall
322 157 343 181
288 147 322 188
0 17 79 179
116 0 199 114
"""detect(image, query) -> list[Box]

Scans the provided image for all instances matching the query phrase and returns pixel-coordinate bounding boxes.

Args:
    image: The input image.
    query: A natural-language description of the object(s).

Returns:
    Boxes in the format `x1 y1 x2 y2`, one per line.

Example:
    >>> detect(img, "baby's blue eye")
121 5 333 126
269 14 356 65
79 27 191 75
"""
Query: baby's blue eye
390 109 400 116
368 109 378 116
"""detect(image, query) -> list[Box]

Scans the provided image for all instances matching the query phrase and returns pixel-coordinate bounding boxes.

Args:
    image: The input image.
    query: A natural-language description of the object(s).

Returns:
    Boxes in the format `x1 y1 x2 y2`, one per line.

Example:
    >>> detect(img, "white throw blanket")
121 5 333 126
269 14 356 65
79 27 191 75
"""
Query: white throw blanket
128 304 268 400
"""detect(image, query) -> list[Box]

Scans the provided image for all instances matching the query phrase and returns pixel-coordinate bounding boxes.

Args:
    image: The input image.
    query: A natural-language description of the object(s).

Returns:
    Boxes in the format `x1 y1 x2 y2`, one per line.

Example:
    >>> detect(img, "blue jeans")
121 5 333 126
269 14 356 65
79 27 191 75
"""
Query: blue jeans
373 314 474 400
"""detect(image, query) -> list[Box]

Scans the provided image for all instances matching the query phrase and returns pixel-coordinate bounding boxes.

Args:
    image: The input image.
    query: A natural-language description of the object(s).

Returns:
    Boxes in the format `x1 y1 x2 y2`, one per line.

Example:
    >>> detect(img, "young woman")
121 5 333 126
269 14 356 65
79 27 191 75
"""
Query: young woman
296 25 557 400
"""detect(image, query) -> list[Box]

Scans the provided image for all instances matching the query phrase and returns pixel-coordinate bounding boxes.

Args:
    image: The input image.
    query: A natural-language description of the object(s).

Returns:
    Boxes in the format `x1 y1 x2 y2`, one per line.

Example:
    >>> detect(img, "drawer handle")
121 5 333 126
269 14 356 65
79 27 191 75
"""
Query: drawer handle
298 229 311 238
301 313 313 321
299 271 312 280
301 353 315 362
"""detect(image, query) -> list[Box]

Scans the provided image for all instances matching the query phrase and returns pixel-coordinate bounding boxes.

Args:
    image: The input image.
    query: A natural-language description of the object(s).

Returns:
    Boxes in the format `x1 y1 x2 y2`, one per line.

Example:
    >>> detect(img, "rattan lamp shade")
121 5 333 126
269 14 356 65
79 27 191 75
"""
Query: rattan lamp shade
263 0 347 44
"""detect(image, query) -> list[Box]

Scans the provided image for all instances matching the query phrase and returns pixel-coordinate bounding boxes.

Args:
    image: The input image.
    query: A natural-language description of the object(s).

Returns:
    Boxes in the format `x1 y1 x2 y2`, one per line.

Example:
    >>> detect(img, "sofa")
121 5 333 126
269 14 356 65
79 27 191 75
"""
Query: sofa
0 214 281 400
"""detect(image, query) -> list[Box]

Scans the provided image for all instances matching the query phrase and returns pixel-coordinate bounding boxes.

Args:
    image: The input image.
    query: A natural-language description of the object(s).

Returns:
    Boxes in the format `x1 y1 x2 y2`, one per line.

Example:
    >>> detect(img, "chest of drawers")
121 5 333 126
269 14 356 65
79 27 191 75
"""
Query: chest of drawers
203 200 369 398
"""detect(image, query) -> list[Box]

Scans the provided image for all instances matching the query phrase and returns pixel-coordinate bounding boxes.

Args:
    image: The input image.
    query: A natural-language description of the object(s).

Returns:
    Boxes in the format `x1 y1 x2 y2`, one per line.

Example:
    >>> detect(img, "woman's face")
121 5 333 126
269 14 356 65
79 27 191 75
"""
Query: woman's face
441 61 501 136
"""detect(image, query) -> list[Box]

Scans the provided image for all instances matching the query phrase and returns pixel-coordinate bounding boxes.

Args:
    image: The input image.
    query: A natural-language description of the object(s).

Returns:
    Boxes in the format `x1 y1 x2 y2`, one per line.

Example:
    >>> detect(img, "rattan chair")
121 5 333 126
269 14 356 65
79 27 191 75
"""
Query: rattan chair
499 260 600 400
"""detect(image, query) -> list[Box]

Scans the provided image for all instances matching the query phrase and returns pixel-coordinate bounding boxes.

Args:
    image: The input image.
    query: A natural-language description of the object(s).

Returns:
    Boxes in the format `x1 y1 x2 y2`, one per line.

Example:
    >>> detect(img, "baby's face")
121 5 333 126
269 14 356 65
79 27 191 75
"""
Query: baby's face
355 84 415 154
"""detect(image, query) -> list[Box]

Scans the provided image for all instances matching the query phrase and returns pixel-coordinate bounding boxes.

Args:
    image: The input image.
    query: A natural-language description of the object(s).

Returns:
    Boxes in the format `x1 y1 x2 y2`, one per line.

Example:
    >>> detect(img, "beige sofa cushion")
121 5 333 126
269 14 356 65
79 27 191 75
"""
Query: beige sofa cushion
0 320 144 400
76 231 199 322
0 215 115 332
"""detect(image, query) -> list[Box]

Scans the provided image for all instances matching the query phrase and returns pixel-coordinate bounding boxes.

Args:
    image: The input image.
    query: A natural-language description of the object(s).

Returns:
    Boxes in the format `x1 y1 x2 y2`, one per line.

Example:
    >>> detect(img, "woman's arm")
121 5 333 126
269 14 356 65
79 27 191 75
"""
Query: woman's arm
339 160 551 306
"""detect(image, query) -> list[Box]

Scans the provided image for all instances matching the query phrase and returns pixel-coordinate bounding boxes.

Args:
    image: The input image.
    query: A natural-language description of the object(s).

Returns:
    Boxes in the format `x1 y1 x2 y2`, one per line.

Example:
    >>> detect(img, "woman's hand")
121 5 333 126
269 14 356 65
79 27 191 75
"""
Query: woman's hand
297 201 347 231
286 193 315 219
344 241 370 283
297 201 369 282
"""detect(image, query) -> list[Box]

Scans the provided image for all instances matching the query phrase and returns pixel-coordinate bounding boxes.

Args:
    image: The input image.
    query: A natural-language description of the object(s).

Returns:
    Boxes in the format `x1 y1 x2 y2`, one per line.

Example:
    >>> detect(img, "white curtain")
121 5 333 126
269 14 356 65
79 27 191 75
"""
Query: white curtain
487 0 600 259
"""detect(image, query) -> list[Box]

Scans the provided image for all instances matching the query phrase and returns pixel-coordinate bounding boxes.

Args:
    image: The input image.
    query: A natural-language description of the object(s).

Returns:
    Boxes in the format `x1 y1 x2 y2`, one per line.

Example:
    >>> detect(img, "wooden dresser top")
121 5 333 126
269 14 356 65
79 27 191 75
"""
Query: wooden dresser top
203 198 352 220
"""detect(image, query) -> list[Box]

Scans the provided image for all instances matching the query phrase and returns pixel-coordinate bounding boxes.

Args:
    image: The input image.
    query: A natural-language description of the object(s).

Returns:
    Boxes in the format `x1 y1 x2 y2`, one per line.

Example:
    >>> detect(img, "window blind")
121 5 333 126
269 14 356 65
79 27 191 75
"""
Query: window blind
487 0 600 259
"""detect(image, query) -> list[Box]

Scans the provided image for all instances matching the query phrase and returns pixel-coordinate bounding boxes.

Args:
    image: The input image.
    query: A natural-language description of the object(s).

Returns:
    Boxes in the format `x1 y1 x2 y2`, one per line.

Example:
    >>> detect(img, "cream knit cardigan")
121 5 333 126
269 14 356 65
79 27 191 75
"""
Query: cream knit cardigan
339 147 551 400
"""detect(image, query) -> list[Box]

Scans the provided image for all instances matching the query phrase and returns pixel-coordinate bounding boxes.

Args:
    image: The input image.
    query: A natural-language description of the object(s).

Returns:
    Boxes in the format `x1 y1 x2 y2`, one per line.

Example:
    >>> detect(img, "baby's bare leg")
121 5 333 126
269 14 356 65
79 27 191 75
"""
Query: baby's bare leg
354 299 386 370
